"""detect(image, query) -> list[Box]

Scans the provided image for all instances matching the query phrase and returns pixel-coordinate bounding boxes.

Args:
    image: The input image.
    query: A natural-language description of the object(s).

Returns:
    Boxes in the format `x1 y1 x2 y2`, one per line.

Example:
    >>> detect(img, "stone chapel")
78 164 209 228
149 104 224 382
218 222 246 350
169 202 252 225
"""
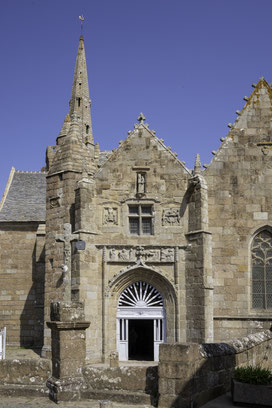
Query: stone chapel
0 35 271 363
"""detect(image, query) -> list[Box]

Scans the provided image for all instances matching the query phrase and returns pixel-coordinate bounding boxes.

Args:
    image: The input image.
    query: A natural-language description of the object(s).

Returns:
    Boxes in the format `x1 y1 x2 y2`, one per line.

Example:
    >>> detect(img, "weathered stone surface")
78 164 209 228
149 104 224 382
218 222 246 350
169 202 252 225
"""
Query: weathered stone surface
158 330 272 408
0 358 51 385
46 300 90 402
0 221 45 347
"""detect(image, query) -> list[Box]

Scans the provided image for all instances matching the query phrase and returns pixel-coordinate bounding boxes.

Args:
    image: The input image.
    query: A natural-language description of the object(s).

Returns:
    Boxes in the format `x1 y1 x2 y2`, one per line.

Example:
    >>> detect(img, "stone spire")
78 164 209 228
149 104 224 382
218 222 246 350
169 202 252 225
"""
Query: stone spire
193 153 201 175
69 35 93 146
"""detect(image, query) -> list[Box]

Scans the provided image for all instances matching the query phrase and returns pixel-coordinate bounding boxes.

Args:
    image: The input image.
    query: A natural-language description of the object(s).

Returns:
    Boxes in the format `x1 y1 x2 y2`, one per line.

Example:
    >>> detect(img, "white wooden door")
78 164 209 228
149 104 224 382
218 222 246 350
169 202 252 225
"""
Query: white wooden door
154 319 164 361
117 318 128 360
0 327 6 360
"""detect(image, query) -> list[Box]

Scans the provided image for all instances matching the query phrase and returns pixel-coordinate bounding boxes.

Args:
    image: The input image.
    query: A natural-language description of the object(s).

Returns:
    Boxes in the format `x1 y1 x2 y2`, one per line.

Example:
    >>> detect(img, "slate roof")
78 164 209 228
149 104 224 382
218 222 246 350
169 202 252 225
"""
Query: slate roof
0 170 47 222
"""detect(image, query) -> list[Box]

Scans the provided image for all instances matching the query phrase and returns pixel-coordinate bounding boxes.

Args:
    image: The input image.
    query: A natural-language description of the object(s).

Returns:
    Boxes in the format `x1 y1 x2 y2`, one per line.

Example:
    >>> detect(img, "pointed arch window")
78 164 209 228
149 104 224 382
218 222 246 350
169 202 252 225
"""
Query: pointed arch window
251 230 272 309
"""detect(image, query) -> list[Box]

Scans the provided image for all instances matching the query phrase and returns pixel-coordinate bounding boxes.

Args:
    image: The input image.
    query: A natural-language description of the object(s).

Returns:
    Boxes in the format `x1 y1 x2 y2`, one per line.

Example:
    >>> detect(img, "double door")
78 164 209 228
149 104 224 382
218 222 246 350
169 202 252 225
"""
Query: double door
117 317 164 361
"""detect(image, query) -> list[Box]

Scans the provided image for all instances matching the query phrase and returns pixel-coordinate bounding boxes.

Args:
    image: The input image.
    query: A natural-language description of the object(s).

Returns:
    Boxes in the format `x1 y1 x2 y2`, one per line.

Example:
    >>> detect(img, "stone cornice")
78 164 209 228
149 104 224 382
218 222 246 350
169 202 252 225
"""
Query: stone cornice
47 321 90 330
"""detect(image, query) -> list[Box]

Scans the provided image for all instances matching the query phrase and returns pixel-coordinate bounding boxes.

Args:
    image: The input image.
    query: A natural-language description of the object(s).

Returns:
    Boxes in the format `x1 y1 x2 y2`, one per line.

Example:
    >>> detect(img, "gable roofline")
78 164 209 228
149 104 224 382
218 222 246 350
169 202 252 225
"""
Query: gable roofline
203 77 271 172
0 167 15 211
141 122 191 175
95 118 191 177
233 77 272 123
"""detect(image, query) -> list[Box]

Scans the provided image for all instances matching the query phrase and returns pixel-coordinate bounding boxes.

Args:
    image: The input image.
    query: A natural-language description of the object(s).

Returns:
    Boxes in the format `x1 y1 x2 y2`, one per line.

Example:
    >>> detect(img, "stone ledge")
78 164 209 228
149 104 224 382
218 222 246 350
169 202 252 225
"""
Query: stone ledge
47 321 90 330
0 384 48 398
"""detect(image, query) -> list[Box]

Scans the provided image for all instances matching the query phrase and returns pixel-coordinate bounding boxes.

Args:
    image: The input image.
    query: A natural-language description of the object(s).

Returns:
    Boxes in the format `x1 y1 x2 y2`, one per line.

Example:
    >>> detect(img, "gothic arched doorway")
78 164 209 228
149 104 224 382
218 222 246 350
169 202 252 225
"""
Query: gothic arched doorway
117 280 165 361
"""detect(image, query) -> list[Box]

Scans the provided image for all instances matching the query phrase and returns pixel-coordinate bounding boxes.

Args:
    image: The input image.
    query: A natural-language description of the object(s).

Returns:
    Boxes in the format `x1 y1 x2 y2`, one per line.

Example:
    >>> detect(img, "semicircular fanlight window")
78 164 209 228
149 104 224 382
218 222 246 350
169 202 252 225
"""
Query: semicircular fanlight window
118 281 163 308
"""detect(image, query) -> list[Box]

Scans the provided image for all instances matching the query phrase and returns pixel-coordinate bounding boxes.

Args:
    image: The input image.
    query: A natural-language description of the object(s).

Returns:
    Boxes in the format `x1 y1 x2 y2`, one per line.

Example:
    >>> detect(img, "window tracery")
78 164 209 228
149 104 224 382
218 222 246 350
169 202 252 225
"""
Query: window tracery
251 230 272 309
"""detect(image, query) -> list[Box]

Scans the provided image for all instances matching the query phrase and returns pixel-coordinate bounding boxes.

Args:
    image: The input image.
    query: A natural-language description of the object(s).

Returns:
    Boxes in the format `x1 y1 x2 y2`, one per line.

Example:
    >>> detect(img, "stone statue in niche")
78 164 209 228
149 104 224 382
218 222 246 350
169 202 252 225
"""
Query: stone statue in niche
129 248 134 261
137 173 146 194
162 208 180 226
104 207 118 225
109 248 117 261
161 248 175 262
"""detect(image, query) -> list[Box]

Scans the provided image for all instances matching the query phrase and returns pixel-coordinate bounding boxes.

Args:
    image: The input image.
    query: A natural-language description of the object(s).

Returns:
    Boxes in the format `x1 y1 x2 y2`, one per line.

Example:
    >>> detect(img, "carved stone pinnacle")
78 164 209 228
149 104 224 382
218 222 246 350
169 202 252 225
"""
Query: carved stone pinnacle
137 113 146 124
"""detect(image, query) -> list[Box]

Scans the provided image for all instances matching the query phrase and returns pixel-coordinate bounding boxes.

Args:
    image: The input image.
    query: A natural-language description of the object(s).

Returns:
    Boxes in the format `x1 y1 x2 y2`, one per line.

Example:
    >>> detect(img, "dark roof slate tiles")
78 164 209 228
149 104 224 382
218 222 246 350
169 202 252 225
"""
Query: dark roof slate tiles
0 171 46 222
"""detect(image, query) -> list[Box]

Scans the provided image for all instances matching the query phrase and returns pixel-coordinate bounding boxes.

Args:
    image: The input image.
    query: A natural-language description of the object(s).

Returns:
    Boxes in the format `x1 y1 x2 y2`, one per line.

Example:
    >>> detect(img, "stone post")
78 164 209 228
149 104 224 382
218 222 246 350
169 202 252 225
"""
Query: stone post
46 301 90 402
186 174 213 343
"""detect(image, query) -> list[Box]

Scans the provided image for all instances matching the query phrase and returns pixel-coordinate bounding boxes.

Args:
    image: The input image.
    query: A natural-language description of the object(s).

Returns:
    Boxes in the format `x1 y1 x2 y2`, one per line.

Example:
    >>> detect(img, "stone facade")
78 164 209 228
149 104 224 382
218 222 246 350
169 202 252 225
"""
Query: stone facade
0 35 272 368
205 79 272 341
0 222 45 347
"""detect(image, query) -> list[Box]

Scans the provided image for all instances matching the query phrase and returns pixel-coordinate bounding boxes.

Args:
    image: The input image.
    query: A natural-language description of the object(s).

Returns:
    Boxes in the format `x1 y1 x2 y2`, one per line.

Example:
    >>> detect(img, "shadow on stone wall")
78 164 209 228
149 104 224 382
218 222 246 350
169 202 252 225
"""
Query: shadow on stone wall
145 365 159 406
19 243 45 352
158 330 272 408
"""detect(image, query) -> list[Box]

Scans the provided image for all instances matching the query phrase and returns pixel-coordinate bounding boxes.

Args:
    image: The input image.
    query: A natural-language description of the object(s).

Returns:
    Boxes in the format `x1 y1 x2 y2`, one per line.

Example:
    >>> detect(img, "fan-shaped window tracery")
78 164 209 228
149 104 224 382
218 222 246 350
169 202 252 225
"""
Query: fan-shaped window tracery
118 281 163 308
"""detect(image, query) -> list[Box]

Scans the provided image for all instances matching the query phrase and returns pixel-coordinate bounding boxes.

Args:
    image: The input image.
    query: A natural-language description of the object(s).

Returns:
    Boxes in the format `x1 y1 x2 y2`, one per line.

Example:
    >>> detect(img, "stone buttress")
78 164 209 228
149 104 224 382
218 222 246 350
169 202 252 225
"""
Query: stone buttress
185 154 213 342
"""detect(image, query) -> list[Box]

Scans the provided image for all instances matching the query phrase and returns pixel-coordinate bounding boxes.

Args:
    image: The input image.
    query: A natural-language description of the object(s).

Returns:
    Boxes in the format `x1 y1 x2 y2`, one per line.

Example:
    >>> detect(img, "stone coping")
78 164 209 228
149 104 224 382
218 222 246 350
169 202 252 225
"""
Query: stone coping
200 330 272 358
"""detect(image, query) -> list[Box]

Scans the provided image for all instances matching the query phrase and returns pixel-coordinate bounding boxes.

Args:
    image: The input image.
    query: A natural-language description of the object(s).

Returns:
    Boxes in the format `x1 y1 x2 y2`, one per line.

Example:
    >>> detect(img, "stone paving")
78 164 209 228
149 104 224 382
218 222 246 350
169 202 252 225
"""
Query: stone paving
0 392 249 408
0 394 246 408
0 396 152 408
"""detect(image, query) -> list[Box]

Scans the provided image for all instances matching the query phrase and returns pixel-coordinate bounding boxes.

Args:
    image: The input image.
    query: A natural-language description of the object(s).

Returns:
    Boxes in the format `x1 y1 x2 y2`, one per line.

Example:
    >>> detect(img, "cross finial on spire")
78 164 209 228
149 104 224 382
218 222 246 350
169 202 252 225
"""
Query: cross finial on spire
79 15 85 36
137 113 146 124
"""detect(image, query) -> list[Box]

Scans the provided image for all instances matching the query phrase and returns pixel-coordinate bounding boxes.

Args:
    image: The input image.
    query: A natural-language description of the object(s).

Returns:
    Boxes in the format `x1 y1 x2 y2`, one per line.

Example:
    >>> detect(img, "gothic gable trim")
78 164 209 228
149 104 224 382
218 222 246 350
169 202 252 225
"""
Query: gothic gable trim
94 117 191 178
0 167 15 212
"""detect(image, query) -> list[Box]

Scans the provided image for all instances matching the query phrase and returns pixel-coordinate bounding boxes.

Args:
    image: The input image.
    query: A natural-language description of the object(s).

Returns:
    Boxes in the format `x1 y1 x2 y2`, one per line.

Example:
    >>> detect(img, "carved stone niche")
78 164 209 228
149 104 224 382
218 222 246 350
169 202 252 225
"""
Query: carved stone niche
257 142 272 156
50 196 60 208
103 207 118 225
162 208 180 226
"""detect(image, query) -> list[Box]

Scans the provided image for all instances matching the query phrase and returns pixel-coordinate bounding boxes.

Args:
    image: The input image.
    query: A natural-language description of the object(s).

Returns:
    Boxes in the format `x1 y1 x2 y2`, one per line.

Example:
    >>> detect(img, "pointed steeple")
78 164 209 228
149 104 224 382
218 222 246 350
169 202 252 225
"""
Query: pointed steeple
69 35 93 146
193 153 201 175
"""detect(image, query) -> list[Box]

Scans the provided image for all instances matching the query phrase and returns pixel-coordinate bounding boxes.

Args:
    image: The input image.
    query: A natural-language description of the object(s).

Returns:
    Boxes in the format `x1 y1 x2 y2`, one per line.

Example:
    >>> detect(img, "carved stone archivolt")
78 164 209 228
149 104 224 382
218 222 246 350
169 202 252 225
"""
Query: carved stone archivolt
162 208 180 226
103 207 118 225
108 245 175 263
107 258 175 291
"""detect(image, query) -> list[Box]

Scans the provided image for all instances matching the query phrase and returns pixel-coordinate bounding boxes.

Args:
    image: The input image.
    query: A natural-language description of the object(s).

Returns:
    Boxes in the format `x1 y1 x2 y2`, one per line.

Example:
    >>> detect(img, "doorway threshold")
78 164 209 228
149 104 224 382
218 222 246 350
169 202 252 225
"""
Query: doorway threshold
120 360 158 367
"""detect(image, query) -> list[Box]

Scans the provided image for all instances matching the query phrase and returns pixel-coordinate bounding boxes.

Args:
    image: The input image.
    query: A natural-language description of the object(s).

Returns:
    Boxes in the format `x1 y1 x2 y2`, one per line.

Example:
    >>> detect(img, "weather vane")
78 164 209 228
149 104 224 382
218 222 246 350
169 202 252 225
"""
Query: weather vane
79 15 85 35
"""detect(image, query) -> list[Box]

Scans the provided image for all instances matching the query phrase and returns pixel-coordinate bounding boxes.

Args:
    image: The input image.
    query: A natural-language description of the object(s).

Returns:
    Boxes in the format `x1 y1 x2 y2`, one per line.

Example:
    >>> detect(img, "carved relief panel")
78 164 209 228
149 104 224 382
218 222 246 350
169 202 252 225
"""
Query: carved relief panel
103 207 118 225
162 208 180 226
107 246 175 263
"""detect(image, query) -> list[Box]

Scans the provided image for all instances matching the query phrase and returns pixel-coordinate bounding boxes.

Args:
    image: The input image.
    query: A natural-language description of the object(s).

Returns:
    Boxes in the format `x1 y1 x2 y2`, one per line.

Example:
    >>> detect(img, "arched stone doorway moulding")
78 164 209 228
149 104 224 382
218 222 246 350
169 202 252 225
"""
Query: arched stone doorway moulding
108 262 177 362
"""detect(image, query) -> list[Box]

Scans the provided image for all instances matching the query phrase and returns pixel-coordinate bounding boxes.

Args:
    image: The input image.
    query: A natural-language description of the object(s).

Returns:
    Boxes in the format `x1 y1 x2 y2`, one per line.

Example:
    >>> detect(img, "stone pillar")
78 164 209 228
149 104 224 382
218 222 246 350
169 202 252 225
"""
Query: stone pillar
46 301 90 402
186 174 213 343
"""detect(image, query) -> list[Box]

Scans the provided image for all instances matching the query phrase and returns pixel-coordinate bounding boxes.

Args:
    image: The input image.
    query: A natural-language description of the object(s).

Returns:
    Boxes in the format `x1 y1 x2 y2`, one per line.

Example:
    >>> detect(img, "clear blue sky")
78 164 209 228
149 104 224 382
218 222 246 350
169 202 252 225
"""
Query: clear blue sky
1 0 271 197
